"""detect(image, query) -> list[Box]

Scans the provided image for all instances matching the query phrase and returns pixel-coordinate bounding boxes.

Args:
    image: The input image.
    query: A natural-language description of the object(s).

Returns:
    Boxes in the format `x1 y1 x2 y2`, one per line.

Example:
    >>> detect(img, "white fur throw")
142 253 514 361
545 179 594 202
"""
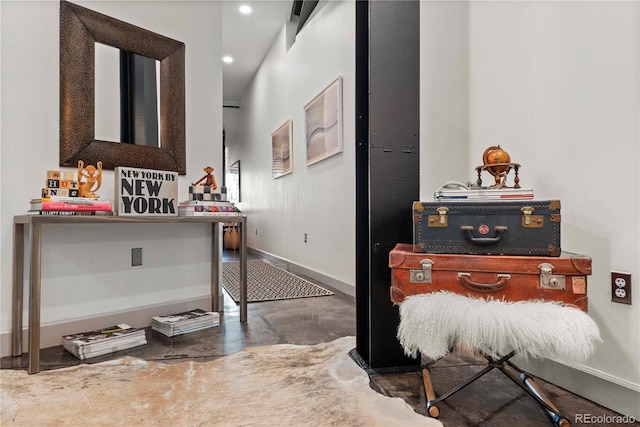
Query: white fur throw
397 291 601 363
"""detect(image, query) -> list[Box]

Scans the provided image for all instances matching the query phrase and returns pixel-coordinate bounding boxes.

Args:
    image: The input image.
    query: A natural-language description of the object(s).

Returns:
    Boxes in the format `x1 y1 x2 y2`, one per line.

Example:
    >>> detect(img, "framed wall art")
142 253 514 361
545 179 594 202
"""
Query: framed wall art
304 76 343 166
271 120 293 179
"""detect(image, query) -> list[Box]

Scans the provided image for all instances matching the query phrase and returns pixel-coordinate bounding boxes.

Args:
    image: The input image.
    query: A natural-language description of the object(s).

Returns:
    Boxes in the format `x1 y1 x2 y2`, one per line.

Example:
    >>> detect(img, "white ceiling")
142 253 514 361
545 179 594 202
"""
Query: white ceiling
222 1 293 105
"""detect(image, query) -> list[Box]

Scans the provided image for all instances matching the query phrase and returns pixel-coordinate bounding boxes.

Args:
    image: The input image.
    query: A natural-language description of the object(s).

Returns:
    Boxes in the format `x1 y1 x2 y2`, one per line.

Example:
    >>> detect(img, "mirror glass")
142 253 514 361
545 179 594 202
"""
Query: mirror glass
228 160 241 203
94 43 120 142
95 43 161 147
60 0 186 174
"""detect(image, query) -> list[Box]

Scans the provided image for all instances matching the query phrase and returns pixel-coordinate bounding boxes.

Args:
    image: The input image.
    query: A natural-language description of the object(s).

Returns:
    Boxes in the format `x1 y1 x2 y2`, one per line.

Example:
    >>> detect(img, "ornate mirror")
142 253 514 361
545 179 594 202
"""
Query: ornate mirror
60 0 186 174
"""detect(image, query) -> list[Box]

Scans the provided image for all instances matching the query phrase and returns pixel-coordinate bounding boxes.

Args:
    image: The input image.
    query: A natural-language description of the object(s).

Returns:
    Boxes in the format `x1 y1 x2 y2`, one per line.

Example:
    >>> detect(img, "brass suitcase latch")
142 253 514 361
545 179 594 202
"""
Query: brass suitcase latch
410 259 433 283
521 206 544 228
428 207 449 228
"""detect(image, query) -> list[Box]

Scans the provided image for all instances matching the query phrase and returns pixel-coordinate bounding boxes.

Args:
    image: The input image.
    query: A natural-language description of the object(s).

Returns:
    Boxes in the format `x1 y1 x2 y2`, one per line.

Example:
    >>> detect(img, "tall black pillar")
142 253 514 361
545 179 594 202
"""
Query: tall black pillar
355 0 421 369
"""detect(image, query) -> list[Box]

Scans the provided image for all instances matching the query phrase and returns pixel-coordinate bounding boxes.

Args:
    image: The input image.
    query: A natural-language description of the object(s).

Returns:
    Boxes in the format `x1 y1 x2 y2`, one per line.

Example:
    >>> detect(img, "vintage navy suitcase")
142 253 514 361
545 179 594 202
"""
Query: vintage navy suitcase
389 243 590 312
412 199 561 256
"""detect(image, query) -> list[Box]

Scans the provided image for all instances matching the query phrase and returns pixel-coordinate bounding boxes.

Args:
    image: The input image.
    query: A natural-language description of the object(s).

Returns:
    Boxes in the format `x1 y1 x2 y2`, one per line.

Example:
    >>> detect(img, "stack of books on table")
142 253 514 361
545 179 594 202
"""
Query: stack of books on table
29 197 113 216
434 187 534 201
151 309 220 337
178 200 240 217
61 323 147 360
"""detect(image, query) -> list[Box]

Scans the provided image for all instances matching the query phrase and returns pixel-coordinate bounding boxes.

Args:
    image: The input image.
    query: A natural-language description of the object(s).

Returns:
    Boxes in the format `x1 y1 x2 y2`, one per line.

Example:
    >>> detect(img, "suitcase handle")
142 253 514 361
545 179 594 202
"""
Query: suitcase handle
460 225 508 246
457 272 511 292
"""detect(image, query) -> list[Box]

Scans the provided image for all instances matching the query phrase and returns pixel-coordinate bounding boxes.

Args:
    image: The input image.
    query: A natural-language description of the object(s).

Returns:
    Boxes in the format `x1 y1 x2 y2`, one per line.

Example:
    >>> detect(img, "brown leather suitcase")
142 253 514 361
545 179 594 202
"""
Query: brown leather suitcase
389 243 590 312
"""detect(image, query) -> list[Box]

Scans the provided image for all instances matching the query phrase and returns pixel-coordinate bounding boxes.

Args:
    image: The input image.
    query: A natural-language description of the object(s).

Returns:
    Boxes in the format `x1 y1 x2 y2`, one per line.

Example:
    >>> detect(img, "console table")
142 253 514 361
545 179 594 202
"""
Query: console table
12 214 248 374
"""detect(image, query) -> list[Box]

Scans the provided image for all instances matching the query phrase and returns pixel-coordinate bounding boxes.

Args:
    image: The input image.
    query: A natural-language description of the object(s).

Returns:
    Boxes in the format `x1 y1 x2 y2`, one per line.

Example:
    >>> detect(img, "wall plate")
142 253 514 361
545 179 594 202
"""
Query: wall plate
132 248 143 267
611 272 631 304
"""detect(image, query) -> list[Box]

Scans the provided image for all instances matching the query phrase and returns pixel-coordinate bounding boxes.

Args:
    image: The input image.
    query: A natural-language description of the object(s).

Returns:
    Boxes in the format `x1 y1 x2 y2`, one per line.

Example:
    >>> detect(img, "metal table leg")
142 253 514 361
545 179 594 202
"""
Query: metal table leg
211 222 221 313
239 218 247 322
12 222 24 357
28 222 42 374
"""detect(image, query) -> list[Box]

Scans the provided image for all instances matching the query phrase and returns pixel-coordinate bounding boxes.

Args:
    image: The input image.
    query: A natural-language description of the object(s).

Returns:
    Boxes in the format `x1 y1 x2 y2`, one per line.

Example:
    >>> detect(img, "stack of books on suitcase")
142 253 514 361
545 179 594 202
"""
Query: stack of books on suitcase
434 187 534 201
61 324 147 360
151 309 220 337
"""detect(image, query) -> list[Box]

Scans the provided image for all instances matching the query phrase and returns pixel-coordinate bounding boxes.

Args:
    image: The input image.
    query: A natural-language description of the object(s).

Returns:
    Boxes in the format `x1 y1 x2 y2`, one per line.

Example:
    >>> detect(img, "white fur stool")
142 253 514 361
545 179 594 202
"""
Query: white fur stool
396 291 601 426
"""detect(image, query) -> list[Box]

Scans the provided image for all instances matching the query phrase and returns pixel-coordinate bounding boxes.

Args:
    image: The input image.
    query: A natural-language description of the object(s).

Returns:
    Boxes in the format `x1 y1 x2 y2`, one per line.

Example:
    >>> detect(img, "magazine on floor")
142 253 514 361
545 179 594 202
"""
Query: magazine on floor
61 323 147 360
151 309 220 337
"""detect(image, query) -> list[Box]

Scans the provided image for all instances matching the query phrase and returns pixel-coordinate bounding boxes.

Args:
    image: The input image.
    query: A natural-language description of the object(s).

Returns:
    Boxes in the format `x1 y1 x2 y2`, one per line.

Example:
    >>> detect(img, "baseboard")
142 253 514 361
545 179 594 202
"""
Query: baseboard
515 356 640 420
1 296 211 358
248 247 355 298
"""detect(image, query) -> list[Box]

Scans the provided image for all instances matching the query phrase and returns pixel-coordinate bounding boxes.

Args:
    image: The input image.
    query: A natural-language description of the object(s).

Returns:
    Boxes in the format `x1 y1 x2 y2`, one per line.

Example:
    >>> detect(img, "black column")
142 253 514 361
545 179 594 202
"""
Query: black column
355 0 421 369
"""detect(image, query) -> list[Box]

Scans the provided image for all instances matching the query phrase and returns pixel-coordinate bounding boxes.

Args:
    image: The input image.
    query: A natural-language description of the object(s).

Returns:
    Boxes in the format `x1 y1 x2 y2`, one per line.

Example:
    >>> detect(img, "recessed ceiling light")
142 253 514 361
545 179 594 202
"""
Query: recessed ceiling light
239 5 252 14
222 56 233 63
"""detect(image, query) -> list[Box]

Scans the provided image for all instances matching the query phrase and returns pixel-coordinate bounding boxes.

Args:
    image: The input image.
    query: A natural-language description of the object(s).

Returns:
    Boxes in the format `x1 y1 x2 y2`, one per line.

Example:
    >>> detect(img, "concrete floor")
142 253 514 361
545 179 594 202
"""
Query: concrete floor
2 251 636 426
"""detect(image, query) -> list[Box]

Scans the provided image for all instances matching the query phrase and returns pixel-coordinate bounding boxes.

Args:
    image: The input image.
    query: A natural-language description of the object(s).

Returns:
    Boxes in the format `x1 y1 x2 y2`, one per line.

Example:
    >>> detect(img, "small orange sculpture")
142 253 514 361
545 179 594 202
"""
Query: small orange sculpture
77 160 102 198
191 166 218 190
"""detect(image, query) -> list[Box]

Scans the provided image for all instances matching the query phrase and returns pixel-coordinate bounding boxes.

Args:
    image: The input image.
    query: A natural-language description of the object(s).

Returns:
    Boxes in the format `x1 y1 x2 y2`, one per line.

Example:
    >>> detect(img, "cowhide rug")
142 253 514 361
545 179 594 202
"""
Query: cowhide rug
1 336 441 427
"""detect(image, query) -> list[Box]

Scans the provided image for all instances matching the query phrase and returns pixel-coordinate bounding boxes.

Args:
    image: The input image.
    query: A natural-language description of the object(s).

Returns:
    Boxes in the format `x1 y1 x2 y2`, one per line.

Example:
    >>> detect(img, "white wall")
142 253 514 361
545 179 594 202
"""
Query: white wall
0 0 223 354
226 1 356 292
420 1 470 194
421 1 639 417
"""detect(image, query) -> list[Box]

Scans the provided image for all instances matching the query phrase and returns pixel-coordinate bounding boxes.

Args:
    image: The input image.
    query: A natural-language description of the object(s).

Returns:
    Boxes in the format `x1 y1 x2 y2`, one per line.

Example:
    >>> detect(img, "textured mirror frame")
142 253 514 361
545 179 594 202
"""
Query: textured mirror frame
60 0 186 174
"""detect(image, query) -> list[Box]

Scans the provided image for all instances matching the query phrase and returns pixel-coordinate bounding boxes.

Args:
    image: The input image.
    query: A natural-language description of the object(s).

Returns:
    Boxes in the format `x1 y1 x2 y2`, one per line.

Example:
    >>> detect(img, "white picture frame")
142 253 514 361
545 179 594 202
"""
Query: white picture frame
271 119 293 179
304 76 343 166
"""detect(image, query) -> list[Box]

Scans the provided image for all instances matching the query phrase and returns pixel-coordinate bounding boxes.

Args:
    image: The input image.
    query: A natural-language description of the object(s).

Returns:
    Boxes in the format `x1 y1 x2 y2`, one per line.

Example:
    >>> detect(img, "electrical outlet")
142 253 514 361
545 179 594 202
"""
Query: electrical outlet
304 233 308 243
611 272 631 304
132 248 143 266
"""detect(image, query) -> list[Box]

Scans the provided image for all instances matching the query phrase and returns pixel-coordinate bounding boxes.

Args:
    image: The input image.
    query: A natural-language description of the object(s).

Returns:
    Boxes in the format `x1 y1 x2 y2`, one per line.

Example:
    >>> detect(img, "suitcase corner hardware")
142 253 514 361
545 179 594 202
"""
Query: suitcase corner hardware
410 259 433 283
538 262 566 290
572 276 587 295
413 243 425 252
390 286 407 303
413 202 424 213
428 207 449 227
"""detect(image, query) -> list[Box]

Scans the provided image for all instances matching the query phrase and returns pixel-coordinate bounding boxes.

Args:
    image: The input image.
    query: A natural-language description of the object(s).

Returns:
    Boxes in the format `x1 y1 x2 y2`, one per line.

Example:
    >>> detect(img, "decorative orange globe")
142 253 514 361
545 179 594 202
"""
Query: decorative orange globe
475 145 521 188
483 145 511 176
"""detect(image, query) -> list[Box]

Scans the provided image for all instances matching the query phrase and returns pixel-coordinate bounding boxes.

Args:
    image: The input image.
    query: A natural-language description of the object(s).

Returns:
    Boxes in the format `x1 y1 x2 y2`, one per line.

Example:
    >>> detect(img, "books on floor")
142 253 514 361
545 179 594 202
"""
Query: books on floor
151 309 220 337
62 323 147 360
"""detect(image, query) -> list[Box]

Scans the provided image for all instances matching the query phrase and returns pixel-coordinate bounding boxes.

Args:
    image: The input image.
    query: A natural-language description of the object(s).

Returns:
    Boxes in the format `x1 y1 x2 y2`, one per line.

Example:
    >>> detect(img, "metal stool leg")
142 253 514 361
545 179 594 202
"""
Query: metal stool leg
421 351 570 426
421 367 440 418
500 360 571 427
420 352 513 418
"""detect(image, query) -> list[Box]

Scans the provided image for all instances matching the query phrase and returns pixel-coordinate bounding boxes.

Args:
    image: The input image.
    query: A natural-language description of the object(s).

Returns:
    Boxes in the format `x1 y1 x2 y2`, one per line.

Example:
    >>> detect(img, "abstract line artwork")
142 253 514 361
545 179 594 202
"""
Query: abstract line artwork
272 119 293 179
304 77 343 166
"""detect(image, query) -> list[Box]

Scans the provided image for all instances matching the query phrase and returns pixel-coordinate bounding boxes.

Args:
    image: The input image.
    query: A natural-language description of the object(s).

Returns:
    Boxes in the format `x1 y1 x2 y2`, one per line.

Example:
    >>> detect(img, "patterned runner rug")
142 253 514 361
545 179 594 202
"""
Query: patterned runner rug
222 259 334 303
